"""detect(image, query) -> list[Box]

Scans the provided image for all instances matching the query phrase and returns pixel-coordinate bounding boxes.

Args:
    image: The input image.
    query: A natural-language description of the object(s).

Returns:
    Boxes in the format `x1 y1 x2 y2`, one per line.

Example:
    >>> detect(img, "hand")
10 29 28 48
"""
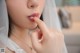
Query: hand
30 18 64 53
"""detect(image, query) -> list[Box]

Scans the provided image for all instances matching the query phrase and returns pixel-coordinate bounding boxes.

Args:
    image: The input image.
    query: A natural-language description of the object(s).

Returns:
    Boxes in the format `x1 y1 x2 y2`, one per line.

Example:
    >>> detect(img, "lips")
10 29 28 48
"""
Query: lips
28 13 40 21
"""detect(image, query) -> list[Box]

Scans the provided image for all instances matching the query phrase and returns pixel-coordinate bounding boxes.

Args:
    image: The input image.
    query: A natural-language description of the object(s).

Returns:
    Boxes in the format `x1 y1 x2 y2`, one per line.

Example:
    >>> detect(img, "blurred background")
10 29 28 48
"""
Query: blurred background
55 0 80 53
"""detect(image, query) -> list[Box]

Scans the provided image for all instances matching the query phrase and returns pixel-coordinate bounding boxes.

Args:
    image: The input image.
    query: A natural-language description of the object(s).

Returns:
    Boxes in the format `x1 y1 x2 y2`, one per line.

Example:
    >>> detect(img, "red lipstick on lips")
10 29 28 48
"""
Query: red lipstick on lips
28 13 39 22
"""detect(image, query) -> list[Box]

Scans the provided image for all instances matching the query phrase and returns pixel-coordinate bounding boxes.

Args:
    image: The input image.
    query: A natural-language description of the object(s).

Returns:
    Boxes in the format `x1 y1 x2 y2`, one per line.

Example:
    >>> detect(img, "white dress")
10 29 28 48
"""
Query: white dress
8 39 26 53
7 39 68 53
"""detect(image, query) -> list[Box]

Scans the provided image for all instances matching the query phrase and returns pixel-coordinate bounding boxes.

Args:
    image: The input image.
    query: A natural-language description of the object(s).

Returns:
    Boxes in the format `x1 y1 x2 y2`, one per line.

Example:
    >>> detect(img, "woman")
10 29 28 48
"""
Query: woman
0 0 67 53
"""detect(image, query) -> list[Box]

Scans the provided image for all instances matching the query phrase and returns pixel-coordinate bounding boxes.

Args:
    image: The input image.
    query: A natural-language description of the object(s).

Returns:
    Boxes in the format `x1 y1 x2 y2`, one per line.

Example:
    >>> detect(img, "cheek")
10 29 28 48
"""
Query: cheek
40 0 45 7
10 16 37 29
8 4 37 29
38 0 45 13
7 1 26 17
10 17 27 26
7 1 29 26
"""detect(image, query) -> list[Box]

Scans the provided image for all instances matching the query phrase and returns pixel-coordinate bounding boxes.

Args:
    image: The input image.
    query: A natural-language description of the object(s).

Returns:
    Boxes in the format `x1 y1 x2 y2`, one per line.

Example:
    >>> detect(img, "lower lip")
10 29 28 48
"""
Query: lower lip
28 16 35 22
28 16 40 22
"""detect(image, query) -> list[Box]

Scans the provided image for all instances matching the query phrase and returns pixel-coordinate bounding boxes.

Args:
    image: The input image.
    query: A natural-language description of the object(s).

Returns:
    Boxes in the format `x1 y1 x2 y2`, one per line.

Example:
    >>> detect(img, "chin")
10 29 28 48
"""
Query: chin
28 23 38 30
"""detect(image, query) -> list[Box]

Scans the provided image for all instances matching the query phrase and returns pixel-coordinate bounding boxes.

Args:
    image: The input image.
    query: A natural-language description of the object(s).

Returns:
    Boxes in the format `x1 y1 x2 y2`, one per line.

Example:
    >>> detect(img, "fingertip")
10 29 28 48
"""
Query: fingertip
35 17 42 21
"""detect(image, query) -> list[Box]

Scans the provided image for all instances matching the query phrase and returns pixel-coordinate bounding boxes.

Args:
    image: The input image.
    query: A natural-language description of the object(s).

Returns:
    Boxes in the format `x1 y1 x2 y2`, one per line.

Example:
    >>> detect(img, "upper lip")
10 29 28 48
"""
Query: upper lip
28 13 39 18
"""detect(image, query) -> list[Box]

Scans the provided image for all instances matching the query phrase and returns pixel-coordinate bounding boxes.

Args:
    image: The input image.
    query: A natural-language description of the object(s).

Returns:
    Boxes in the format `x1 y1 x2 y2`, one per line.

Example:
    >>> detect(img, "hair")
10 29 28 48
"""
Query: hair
8 14 43 37
8 15 12 37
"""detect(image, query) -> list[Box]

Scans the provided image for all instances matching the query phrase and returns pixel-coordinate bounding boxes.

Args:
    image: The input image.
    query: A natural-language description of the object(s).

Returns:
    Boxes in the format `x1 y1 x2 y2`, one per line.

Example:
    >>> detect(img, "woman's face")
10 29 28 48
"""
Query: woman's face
6 0 45 30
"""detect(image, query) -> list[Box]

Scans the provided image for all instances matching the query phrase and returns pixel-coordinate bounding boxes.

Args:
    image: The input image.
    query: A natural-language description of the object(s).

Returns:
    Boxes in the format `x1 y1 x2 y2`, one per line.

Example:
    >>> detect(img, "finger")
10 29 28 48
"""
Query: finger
33 17 49 34
29 31 42 50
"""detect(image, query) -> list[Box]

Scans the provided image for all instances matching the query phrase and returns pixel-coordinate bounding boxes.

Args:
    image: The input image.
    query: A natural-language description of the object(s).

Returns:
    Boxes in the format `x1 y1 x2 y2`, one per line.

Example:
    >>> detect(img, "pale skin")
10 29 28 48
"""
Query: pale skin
5 0 64 53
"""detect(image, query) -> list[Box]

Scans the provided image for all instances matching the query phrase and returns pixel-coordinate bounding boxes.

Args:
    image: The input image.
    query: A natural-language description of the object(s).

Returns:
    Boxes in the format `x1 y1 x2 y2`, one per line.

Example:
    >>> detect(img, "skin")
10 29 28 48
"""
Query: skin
6 0 64 53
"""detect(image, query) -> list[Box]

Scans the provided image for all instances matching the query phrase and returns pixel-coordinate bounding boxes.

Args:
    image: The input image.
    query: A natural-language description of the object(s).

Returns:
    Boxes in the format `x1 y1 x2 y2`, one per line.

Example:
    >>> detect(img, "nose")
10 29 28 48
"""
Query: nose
27 0 39 9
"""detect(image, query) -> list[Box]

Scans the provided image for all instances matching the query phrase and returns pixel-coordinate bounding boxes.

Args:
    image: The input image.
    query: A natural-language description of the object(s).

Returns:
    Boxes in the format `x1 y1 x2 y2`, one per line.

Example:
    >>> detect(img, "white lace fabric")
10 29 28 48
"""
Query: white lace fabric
8 39 26 53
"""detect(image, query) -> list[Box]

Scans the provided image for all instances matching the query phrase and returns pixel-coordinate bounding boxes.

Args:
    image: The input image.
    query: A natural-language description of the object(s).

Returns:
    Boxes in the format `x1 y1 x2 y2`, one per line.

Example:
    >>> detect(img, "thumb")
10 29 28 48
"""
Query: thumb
29 30 42 50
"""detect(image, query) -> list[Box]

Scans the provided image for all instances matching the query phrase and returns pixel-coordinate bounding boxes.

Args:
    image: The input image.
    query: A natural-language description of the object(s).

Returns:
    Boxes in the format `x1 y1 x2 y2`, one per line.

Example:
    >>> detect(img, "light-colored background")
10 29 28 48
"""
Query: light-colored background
56 0 80 53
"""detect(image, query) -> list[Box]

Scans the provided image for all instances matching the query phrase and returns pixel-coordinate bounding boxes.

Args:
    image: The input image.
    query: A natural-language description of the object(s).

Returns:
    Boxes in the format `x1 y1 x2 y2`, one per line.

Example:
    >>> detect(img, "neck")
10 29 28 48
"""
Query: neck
10 24 30 40
9 24 32 53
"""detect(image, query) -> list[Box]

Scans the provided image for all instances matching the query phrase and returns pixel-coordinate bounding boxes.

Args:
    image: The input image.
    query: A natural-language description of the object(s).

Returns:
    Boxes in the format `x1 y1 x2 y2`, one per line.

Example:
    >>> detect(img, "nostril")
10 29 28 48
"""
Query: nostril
31 4 38 8
31 5 35 8
27 0 38 9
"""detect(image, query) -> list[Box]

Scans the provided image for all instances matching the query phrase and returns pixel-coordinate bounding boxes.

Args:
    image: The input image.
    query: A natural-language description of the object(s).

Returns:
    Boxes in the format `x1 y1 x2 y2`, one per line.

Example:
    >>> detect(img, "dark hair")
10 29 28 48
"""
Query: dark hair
8 14 43 37
8 15 12 37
